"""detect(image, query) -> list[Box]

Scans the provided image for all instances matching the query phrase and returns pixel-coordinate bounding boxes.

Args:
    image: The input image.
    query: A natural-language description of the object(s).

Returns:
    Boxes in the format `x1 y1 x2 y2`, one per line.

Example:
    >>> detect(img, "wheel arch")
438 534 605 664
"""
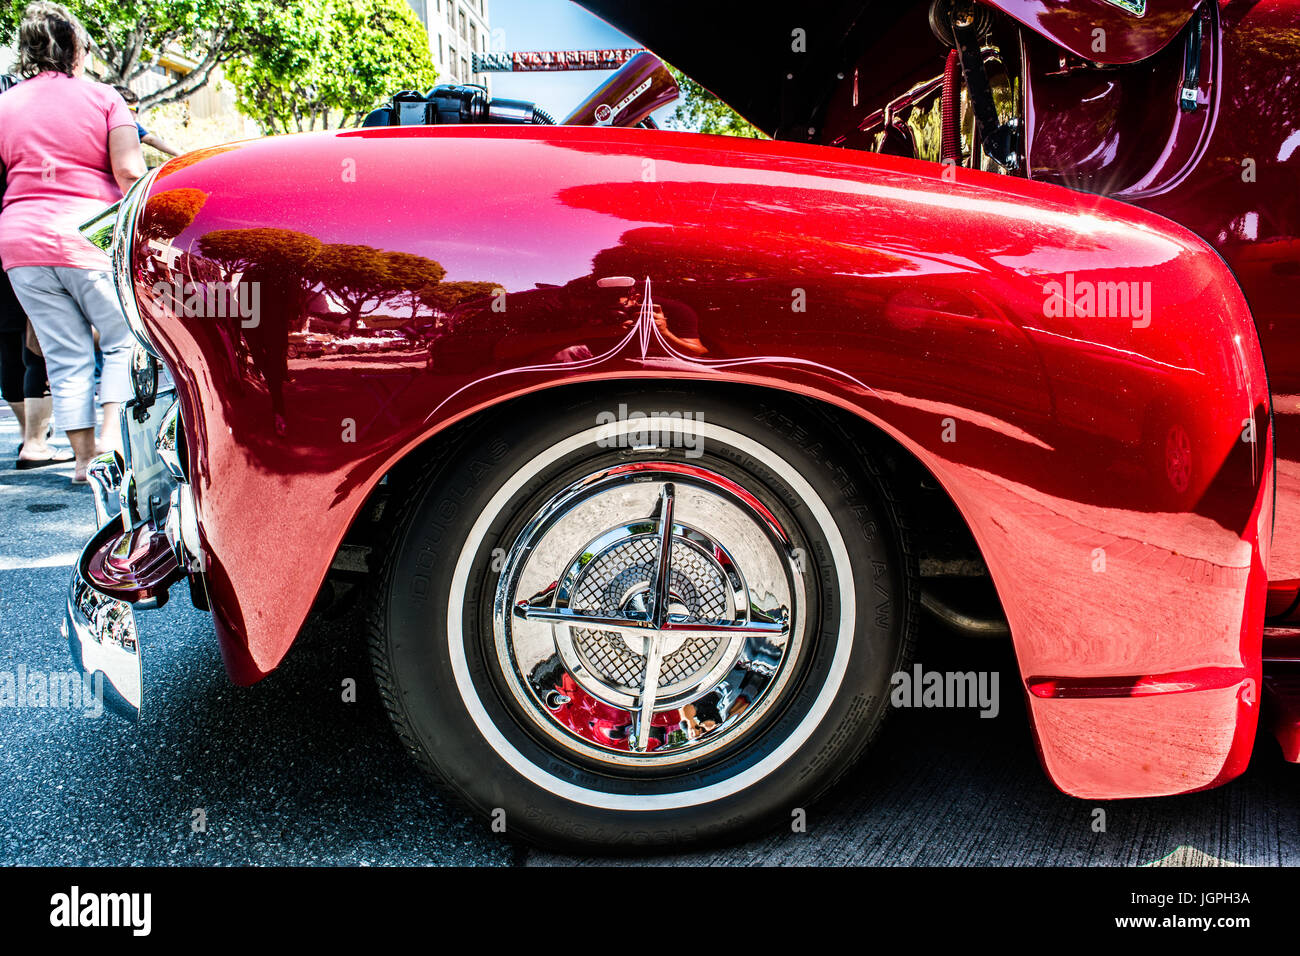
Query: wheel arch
335 376 995 634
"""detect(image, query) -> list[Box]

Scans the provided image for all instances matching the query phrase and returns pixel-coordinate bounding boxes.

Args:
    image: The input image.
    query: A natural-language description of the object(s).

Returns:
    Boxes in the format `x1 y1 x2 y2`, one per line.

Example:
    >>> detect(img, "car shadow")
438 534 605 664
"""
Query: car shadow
527 625 1300 866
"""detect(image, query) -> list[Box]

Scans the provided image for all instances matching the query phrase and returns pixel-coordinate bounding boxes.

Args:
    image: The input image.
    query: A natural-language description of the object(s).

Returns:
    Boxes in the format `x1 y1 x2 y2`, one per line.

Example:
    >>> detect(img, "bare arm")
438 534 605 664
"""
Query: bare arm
141 132 182 158
108 125 147 194
140 132 182 158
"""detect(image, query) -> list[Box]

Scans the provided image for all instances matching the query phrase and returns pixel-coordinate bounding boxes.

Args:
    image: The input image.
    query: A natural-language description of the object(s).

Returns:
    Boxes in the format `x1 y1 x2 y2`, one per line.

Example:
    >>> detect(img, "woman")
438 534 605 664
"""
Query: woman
0 68 63 468
0 2 146 483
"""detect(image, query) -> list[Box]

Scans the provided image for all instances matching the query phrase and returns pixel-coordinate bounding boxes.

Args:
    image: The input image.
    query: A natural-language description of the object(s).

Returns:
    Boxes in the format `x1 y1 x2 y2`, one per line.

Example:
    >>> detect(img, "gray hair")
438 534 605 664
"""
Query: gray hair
17 2 91 78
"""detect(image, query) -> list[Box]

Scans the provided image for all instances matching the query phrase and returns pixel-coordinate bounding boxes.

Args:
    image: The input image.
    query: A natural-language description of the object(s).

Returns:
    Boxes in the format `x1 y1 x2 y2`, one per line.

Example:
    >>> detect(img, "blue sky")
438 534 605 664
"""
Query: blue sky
485 0 678 126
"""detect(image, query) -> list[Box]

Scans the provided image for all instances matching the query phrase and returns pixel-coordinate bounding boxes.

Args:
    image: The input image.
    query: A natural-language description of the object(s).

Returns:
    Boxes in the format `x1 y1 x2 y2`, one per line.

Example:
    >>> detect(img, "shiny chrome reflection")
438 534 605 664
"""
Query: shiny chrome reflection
111 170 161 356
78 201 121 254
64 572 141 719
495 462 805 767
165 484 204 574
86 451 124 527
155 399 185 481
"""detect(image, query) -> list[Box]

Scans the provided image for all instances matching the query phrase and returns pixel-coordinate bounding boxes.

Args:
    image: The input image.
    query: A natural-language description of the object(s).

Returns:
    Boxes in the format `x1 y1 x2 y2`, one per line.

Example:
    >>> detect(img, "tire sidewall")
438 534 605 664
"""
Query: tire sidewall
381 391 908 848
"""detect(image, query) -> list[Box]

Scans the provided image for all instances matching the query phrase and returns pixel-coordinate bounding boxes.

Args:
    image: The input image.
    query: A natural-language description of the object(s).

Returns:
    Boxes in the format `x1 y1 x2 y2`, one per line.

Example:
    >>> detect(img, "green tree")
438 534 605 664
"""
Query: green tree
383 251 447 319
302 243 396 330
420 280 499 318
138 187 208 242
665 68 765 139
0 0 317 109
225 0 437 134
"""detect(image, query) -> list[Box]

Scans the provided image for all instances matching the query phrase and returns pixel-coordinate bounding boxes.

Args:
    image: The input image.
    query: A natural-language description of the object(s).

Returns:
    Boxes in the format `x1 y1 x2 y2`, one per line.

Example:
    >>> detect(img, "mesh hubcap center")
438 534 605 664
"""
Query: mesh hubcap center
563 530 739 704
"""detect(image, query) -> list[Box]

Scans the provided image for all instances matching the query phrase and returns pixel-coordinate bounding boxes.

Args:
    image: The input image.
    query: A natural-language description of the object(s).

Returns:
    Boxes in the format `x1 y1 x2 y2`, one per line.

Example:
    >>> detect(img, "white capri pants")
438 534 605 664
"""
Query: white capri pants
6 266 132 432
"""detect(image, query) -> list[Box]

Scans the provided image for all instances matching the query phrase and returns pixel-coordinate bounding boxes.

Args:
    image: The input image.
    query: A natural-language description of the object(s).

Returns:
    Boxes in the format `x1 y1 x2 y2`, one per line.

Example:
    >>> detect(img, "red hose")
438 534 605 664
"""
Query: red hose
941 49 961 165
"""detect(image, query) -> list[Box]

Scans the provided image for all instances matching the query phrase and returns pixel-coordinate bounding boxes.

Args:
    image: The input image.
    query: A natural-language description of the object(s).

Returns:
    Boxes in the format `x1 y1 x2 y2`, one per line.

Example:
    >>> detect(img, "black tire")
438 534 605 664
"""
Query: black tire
368 388 917 850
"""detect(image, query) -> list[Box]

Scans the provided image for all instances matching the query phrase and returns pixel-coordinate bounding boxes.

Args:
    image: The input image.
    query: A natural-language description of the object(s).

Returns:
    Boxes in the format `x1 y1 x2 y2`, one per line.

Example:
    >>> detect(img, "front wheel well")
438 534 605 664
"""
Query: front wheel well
325 380 1005 634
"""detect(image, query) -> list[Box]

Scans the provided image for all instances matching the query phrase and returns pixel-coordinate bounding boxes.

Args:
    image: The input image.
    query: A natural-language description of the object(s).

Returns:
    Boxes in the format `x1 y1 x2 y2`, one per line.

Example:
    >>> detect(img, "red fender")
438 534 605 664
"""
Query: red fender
131 125 1270 798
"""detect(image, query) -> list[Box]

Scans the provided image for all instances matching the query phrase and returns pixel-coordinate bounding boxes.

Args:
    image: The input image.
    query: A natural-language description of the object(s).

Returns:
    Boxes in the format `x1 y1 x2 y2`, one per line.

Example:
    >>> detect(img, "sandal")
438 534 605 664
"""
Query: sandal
16 448 75 470
15 424 54 458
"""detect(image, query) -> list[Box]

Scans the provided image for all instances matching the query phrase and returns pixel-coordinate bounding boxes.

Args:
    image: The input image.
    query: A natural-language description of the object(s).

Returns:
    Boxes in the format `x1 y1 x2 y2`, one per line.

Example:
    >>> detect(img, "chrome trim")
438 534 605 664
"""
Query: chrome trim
78 169 162 356
165 484 204 574
121 387 178 529
155 399 185 481
63 386 191 722
79 201 120 254
130 345 158 407
1102 0 1146 15
114 171 161 356
63 568 142 720
86 451 124 527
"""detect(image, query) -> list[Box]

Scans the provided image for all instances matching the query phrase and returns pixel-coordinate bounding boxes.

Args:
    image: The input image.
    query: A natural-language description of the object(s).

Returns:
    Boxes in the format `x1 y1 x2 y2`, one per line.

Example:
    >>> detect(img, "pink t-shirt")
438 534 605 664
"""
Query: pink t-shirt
0 72 137 271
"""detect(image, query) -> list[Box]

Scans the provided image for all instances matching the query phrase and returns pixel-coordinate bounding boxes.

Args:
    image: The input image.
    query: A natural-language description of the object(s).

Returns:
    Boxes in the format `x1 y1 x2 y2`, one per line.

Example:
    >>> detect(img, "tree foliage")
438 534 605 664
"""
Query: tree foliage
666 68 765 139
225 0 437 134
0 0 317 109
138 187 208 242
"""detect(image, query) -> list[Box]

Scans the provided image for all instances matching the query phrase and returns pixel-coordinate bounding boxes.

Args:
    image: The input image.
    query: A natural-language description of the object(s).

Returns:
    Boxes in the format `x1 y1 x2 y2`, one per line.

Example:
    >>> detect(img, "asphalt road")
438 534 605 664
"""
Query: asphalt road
2 408 1297 867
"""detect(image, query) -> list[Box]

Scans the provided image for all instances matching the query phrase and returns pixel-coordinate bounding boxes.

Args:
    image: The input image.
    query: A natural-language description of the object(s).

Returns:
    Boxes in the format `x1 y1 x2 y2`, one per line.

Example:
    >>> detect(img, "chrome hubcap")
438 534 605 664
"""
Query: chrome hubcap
493 462 805 767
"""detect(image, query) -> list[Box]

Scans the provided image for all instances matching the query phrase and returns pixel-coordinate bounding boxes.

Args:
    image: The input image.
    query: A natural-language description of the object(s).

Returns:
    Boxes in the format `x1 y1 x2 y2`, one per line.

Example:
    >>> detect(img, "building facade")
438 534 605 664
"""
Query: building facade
408 0 492 90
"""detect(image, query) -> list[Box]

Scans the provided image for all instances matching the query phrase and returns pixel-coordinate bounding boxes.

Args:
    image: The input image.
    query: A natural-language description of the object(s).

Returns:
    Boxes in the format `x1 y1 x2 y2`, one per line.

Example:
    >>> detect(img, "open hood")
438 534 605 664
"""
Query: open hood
575 0 1201 139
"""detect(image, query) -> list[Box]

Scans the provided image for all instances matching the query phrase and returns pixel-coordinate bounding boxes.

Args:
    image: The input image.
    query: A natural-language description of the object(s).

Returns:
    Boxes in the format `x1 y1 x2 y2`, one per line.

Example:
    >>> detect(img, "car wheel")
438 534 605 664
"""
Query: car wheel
368 389 916 850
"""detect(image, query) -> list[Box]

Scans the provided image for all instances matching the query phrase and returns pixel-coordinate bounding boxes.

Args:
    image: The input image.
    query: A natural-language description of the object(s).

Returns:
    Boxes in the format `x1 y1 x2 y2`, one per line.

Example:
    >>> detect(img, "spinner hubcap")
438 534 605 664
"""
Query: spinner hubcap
493 462 805 767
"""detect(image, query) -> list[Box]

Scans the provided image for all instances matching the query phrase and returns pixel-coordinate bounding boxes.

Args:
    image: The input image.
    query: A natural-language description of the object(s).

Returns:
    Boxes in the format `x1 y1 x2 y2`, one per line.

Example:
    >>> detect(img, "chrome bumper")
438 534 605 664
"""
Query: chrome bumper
63 571 142 719
63 387 200 720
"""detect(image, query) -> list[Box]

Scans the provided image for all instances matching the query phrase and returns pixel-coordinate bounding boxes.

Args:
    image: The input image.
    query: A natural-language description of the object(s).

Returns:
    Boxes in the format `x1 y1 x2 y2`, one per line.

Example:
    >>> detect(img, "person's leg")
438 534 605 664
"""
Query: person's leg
60 268 133 458
2 290 60 463
7 268 98 478
20 395 54 455
0 272 28 437
22 341 52 451
0 328 27 435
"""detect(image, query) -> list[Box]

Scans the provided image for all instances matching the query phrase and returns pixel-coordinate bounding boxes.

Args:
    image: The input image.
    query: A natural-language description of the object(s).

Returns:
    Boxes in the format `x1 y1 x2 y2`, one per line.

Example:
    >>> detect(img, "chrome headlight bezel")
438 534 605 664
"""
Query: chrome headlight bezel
130 345 159 408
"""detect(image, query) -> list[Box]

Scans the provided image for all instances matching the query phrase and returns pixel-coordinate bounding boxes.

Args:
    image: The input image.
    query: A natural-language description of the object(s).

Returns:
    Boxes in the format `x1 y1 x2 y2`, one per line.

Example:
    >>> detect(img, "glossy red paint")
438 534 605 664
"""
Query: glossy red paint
129 123 1270 799
1105 1 1300 591
81 519 182 604
988 0 1300 589
987 0 1199 64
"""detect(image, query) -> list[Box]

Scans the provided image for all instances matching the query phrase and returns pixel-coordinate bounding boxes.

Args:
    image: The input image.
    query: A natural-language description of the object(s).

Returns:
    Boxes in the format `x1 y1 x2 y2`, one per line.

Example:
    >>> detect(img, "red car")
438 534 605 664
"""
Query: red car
65 0 1298 849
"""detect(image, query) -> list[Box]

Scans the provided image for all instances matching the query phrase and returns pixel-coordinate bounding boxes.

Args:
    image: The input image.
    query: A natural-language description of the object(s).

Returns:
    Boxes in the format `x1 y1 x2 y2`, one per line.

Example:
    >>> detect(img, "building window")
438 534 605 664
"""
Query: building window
461 57 469 80
470 23 476 51
438 35 443 63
